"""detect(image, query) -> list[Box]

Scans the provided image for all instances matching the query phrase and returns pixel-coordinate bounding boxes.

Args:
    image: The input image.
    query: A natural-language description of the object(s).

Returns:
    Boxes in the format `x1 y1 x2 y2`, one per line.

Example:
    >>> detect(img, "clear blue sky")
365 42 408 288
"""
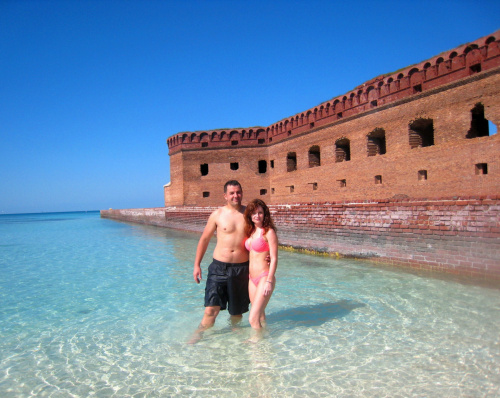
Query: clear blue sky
1 0 499 214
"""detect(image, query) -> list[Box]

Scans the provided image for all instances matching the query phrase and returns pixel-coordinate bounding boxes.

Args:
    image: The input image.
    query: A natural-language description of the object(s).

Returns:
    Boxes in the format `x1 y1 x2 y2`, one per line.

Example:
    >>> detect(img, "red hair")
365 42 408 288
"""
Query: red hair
244 199 276 238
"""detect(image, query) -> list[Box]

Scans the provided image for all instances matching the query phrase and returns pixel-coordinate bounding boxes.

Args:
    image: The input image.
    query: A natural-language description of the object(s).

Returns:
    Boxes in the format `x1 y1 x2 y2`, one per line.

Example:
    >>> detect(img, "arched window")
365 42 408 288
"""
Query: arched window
308 146 321 167
466 103 492 138
367 128 386 156
287 152 297 172
409 119 434 148
335 138 350 162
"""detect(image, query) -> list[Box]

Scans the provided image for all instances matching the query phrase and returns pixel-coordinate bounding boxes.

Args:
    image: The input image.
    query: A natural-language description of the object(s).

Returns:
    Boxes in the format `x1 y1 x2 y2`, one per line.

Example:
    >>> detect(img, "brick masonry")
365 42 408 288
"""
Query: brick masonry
101 195 500 281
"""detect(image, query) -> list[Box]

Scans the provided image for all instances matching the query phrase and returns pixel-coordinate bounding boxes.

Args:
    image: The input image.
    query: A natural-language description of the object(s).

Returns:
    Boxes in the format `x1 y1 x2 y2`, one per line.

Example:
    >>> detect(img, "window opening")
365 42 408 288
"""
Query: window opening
338 179 346 188
271 188 275 194
230 162 239 171
286 185 294 193
200 164 209 176
470 64 481 74
367 128 386 156
260 189 267 195
371 100 377 107
310 122 315 128
231 140 238 146
202 142 208 147
203 191 210 198
270 160 274 168
308 146 321 167
418 170 427 181
335 139 351 162
337 112 343 119
467 103 491 138
409 119 434 148
308 182 318 190
287 152 297 172
258 139 265 144
258 160 267 174
413 84 422 93
475 163 488 175
375 175 382 184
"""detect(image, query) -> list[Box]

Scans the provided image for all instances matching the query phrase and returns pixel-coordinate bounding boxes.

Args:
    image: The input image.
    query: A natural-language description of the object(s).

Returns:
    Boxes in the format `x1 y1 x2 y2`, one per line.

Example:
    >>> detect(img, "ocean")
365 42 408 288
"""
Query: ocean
1 211 499 397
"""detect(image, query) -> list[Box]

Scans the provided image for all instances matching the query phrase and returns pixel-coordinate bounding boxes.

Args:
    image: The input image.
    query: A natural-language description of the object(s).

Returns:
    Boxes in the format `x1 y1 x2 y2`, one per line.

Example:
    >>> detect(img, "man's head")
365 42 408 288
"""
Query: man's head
223 180 243 208
223 180 242 193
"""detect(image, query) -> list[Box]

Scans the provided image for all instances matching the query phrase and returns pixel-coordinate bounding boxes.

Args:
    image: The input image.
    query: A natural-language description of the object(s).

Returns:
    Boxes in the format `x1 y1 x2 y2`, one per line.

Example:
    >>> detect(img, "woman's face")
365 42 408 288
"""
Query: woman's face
251 206 265 226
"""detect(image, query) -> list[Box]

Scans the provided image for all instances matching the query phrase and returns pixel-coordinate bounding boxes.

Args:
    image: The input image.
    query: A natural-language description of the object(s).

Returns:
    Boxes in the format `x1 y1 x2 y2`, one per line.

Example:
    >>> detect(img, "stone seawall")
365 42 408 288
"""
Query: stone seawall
101 196 500 281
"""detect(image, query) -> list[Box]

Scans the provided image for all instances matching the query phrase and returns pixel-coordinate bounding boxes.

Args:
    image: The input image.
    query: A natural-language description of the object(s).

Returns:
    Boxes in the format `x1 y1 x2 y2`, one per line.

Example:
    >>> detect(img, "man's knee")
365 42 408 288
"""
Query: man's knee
204 306 220 318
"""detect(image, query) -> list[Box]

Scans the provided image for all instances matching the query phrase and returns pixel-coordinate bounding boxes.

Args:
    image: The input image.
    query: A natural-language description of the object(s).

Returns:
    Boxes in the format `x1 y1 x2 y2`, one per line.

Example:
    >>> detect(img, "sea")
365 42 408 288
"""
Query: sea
0 211 499 397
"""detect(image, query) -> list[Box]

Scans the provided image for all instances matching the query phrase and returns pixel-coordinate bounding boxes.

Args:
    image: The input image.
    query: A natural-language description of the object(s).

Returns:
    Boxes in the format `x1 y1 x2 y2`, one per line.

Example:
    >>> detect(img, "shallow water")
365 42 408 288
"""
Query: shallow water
0 212 499 397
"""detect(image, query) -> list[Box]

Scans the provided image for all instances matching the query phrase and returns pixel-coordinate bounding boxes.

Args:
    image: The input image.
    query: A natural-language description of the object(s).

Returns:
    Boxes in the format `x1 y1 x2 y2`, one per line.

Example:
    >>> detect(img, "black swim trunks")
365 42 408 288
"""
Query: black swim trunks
204 259 250 315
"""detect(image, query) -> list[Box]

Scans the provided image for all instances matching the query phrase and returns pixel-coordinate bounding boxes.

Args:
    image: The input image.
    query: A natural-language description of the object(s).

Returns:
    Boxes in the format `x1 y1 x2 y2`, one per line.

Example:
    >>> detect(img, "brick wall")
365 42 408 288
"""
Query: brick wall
101 195 500 281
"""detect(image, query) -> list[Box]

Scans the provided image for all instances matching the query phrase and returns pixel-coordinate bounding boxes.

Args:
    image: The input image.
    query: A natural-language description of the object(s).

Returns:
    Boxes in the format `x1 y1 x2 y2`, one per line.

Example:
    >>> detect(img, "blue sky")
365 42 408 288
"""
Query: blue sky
1 0 499 214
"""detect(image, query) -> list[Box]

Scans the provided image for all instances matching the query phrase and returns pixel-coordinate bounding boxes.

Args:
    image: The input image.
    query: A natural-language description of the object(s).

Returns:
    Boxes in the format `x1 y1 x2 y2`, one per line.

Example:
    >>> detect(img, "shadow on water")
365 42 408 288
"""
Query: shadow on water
266 299 365 330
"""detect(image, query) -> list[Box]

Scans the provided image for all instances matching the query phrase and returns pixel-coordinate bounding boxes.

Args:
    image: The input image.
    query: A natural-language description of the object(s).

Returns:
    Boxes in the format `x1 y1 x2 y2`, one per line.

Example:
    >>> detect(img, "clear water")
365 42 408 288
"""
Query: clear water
0 212 499 398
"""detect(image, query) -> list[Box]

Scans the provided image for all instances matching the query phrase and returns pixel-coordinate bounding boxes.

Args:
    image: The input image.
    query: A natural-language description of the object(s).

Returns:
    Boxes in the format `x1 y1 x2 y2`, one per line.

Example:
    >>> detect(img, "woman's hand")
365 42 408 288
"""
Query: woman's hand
264 280 274 296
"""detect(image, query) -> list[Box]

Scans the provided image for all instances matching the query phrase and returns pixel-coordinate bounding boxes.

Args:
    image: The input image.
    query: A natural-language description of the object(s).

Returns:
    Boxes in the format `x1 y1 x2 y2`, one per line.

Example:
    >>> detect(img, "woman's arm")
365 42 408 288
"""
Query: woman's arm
264 228 278 296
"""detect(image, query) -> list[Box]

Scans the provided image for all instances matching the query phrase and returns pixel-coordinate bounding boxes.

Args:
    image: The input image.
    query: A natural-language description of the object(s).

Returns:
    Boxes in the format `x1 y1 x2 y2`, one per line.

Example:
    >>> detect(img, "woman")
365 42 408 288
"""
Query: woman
243 199 278 330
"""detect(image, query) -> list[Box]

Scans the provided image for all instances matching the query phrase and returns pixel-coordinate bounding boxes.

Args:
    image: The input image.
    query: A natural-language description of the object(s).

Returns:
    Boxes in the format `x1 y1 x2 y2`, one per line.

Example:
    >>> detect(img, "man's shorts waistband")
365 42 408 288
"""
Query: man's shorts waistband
212 259 249 267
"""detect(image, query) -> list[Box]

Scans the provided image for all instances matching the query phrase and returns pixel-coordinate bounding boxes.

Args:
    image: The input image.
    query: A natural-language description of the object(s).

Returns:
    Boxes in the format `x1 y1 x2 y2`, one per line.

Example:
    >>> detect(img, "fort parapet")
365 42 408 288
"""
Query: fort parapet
102 30 500 281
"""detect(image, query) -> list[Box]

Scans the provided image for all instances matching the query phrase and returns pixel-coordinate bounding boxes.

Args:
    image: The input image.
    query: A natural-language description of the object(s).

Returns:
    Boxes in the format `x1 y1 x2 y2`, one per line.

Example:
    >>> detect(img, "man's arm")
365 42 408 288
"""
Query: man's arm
193 211 218 283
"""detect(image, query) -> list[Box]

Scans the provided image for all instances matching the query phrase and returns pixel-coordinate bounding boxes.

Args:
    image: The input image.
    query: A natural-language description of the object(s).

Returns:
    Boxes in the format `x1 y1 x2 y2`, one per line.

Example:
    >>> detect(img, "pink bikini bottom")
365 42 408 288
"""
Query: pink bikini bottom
249 271 269 287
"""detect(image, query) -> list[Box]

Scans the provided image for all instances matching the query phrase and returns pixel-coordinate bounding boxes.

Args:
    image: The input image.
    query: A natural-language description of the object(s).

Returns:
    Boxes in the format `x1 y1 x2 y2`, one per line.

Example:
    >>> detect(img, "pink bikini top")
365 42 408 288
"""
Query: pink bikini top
245 230 270 252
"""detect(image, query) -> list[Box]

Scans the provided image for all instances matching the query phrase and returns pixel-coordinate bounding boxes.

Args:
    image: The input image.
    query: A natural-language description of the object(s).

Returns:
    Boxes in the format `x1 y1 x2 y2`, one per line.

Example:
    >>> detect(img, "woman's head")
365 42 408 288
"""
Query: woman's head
244 199 276 236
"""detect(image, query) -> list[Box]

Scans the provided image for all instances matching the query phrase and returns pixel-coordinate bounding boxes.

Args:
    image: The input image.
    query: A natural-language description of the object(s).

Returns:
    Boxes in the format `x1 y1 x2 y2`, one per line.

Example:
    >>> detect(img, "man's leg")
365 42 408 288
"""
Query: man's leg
188 306 220 344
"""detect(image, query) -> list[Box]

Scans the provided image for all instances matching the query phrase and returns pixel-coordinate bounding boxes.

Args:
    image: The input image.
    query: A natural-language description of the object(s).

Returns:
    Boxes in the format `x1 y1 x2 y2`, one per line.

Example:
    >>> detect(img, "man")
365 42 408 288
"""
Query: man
190 180 249 342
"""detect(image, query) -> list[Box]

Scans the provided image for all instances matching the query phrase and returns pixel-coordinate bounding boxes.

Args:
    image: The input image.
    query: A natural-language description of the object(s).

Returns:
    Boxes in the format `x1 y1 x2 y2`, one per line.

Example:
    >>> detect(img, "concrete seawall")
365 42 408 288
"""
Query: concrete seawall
101 196 500 282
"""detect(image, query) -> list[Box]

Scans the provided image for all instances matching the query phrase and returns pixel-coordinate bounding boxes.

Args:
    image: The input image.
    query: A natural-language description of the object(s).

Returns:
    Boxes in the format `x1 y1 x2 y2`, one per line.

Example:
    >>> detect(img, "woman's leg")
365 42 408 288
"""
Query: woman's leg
248 278 273 329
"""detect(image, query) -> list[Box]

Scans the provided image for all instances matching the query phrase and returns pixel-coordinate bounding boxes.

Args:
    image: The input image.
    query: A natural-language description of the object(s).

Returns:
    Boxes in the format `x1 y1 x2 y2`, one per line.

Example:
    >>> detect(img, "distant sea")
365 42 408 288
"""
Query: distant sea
1 211 499 397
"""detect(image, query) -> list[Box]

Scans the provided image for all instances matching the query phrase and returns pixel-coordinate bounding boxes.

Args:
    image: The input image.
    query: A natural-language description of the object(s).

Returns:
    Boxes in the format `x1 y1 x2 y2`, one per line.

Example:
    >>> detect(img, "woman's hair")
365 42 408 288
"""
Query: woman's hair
244 199 276 237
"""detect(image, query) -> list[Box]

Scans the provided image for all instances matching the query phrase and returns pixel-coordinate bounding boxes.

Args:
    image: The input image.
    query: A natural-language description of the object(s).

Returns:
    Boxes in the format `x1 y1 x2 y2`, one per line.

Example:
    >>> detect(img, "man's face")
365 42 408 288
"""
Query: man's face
224 185 243 207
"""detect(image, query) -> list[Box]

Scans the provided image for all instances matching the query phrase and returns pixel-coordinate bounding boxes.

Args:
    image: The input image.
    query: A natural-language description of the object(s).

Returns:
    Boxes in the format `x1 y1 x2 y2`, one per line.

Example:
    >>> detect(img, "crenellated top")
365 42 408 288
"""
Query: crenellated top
167 30 500 154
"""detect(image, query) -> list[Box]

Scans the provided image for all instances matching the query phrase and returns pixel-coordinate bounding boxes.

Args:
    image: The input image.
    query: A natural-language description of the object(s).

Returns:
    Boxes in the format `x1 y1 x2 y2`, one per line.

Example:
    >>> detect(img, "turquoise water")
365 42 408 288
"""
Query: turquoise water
1 212 499 397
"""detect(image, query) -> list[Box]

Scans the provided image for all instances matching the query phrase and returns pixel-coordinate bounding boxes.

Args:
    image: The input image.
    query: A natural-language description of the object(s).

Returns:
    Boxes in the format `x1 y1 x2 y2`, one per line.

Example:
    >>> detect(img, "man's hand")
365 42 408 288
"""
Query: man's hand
265 254 271 265
193 265 202 284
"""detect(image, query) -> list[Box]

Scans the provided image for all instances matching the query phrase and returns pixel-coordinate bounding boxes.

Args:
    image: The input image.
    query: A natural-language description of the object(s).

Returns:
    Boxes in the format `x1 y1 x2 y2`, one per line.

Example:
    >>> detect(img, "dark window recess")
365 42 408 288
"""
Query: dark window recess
287 185 294 193
270 160 274 168
231 140 238 145
470 64 481 74
271 187 275 194
288 131 292 136
258 139 265 144
467 103 490 138
230 162 239 171
337 112 343 119
258 160 267 174
310 122 315 128
375 175 382 184
287 152 297 172
418 170 427 181
202 142 208 147
260 189 267 195
371 100 378 107
200 164 209 176
367 128 386 156
309 146 321 167
338 179 346 188
409 118 434 148
335 139 351 162
413 84 422 93
475 163 488 175
309 182 318 190
203 191 210 198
